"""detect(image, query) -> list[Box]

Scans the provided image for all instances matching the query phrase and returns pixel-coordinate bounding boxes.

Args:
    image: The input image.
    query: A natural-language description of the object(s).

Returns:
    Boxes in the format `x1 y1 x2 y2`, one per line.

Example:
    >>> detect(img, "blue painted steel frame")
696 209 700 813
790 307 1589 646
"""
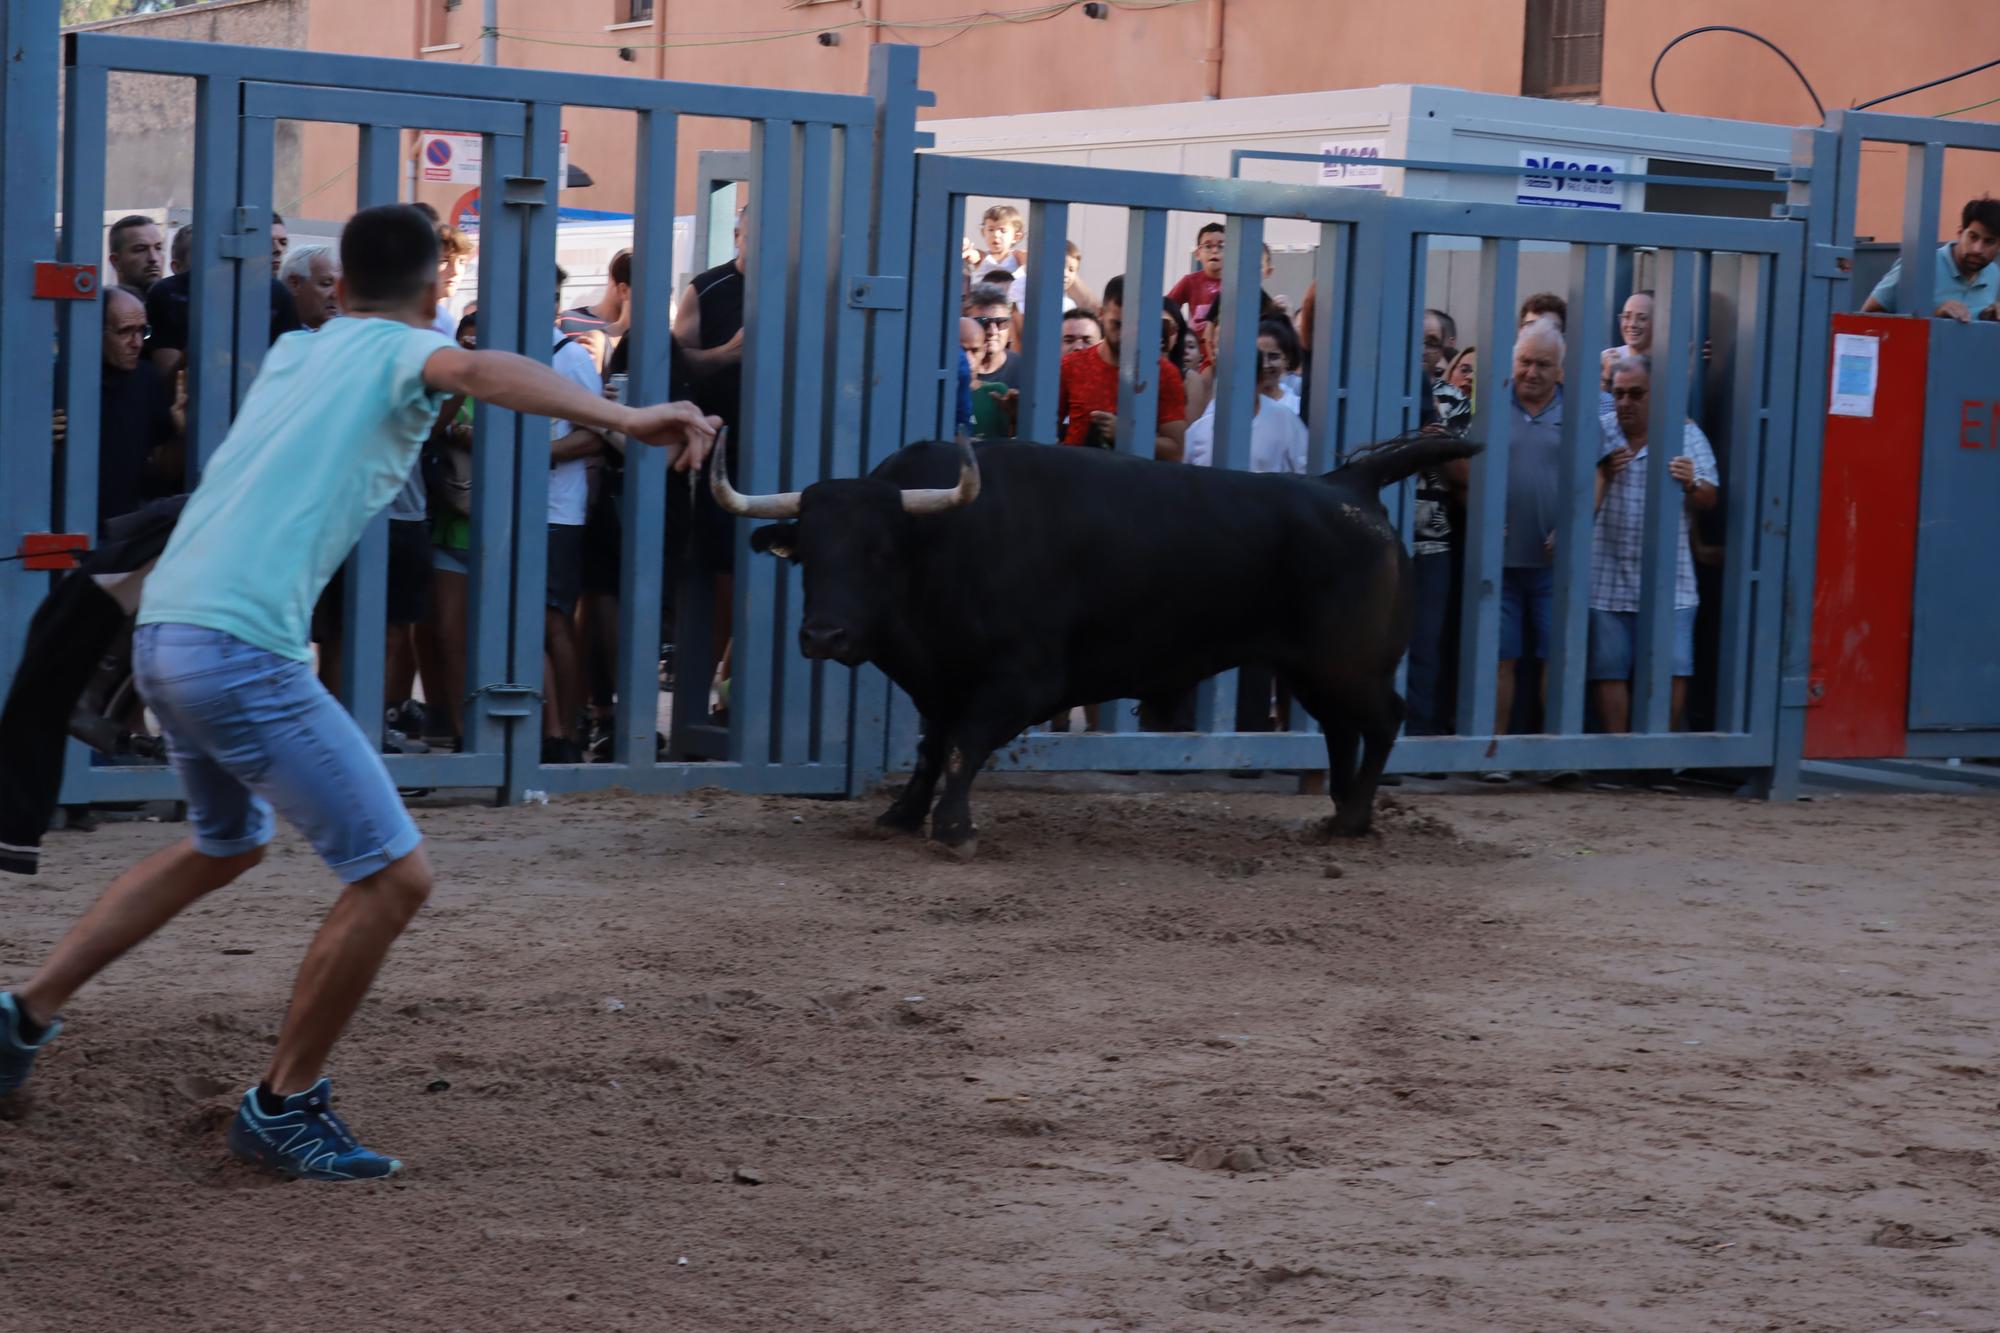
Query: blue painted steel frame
904 152 1802 780
27 23 889 808
1771 109 2000 775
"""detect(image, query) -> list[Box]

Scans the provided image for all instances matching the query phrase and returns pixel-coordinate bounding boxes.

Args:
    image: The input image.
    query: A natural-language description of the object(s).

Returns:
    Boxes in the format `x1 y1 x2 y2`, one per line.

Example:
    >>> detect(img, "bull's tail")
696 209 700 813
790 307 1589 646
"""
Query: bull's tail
1329 434 1484 490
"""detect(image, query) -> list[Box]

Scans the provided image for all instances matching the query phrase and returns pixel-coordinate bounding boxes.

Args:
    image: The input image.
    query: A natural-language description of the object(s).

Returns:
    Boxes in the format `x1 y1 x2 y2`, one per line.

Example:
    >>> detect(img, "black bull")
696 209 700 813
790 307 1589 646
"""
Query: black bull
715 435 1481 855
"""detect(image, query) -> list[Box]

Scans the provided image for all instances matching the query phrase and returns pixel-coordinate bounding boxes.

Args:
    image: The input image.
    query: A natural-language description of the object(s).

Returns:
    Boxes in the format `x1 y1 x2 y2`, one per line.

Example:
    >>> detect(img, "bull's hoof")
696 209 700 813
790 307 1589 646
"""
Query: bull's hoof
872 806 927 838
1308 814 1374 842
930 821 979 861
930 835 979 863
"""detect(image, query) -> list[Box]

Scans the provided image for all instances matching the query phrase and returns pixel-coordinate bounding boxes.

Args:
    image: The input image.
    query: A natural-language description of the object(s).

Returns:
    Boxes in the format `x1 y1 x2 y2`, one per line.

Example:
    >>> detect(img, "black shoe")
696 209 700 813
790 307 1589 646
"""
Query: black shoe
586 721 614 762
385 699 429 739
540 737 584 765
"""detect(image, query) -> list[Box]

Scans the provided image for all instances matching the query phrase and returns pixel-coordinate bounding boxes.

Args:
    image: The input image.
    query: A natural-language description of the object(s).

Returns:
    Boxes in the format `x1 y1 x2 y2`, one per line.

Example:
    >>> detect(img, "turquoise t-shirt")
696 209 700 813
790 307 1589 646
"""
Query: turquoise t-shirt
139 317 453 661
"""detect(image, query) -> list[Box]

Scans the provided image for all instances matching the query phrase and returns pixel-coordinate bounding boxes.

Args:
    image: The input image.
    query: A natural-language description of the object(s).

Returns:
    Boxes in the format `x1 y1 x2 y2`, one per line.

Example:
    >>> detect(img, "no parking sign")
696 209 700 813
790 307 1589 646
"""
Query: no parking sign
419 129 570 187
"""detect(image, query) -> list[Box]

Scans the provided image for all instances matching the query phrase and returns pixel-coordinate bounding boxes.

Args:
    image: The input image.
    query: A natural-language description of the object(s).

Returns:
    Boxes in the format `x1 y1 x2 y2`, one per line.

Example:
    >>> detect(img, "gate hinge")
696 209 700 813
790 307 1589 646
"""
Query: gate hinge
502 175 550 206
216 206 267 259
469 682 540 718
1809 244 1854 279
849 276 907 310
33 262 99 300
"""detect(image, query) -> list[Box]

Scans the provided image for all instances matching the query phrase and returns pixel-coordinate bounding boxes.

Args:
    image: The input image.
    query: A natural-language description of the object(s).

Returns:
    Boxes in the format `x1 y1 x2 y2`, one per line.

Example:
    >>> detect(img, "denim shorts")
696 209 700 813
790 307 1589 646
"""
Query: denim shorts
133 622 422 882
1587 607 1697 681
1499 566 1556 661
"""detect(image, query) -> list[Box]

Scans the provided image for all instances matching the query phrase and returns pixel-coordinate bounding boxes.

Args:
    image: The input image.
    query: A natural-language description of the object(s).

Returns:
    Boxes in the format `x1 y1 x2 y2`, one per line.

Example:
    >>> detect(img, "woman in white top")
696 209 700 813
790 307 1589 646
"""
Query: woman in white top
1183 319 1309 474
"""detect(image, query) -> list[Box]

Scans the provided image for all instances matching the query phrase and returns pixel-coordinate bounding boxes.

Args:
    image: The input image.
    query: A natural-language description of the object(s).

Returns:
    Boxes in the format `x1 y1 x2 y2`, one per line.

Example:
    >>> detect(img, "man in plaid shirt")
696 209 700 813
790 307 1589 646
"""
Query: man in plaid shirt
1590 354 1718 732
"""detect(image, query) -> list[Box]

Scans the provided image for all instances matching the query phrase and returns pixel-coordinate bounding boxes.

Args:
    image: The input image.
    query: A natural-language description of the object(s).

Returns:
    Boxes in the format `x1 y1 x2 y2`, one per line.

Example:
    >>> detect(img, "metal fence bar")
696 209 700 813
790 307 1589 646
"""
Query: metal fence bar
71 33 870 126
1898 142 1945 318
816 123 871 771
901 174 957 443
612 108 678 770
1197 213 1266 735
1112 207 1167 460
1715 252 1768 735
1098 205 1168 737
501 101 565 798
57 59 108 545
231 112 274 412
186 74 240 472
1752 224 1806 758
0 0 58 709
777 120 834 770
729 117 797 771
1339 207 1388 457
328 122 408 747
1016 199 1069 442
241 82 525 135
852 45 927 793
1632 250 1697 735
1547 242 1613 736
1456 236 1518 741
1302 221 1343 472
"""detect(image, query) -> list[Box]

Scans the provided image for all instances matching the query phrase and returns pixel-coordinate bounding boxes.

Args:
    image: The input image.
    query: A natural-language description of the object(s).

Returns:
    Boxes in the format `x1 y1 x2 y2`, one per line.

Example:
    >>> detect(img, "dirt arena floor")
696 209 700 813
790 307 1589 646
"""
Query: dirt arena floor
3 777 1999 1332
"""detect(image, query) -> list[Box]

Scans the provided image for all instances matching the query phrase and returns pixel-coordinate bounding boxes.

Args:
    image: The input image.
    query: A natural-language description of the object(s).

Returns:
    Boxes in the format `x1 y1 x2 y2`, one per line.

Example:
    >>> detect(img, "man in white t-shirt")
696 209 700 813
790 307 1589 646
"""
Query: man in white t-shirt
543 277 606 763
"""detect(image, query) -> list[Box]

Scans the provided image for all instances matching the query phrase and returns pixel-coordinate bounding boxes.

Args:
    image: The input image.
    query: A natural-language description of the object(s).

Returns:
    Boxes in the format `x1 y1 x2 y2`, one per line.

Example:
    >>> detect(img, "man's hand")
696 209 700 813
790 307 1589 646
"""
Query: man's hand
1934 299 1973 322
622 401 722 472
1602 444 1636 477
51 409 65 450
169 370 188 436
1982 303 2000 322
1088 409 1118 446
1668 455 1699 492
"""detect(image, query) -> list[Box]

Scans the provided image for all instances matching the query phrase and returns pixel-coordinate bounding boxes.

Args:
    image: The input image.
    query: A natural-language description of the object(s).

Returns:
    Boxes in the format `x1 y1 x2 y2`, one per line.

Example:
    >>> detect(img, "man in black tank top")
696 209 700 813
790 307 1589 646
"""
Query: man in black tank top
671 215 746 579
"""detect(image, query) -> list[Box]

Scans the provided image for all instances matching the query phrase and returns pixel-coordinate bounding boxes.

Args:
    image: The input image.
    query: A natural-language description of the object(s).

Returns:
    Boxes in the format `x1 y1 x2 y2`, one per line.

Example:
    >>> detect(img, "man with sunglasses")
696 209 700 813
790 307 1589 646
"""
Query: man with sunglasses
966 284 1023 392
1589 353 1718 736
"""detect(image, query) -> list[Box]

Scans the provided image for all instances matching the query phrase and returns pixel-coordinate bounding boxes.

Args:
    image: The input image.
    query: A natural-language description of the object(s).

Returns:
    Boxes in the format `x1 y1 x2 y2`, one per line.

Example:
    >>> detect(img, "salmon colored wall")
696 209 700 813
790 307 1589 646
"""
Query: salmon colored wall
295 0 2000 248
299 0 1533 221
1602 3 2000 245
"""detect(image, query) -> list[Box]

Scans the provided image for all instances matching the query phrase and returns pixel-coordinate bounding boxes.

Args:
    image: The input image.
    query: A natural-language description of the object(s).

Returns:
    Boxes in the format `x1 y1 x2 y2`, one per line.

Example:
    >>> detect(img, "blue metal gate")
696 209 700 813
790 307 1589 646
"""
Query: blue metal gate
0 6 1863 806
1 12 923 806
893 149 1804 784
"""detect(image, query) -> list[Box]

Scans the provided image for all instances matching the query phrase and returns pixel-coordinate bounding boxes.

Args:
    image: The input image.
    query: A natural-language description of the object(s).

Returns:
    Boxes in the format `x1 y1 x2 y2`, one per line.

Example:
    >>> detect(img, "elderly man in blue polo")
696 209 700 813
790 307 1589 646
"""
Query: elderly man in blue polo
1863 196 2000 323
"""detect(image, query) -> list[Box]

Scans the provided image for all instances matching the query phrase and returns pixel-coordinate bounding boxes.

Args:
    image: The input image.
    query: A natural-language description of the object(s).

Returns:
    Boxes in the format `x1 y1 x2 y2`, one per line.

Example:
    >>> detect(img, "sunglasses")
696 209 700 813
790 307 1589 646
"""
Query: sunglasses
973 315 1011 330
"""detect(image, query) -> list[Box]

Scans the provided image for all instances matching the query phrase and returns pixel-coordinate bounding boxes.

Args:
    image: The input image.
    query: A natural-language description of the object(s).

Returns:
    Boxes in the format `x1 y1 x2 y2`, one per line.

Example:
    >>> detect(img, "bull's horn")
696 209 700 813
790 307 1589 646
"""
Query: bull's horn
900 438 981 515
709 427 802 519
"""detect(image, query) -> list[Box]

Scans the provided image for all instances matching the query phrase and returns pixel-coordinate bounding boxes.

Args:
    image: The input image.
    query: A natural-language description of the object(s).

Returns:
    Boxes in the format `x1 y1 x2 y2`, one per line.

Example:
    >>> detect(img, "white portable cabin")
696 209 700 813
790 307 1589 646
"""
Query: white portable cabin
923 84 1795 330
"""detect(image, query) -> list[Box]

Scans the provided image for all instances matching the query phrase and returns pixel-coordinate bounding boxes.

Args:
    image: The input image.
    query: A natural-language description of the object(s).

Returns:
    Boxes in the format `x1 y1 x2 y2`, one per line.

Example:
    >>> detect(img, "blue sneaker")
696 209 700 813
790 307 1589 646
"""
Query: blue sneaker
226 1078 403 1180
0 991 61 1096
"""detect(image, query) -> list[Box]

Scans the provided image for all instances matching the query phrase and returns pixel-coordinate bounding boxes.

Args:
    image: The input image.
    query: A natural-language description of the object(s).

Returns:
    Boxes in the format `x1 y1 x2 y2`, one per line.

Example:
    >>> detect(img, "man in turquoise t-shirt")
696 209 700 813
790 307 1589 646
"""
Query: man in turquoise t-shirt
0 206 717 1180
1863 196 2000 322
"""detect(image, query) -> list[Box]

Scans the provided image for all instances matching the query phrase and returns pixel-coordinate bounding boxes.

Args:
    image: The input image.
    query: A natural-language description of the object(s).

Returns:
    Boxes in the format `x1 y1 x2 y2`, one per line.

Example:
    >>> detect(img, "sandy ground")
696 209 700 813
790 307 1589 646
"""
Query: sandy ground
3 778 1999 1332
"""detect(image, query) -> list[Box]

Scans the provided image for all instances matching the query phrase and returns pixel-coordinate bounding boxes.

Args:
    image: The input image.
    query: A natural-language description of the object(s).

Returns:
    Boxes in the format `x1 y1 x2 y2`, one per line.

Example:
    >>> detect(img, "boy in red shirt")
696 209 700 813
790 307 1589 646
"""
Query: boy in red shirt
1057 274 1187 460
1166 222 1225 359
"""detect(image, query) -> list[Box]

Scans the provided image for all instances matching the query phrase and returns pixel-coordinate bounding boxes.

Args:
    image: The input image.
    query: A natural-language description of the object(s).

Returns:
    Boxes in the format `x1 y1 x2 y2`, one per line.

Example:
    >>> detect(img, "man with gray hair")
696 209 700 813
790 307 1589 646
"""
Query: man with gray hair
1590 353 1718 736
1473 316 1569 770
280 243 341 330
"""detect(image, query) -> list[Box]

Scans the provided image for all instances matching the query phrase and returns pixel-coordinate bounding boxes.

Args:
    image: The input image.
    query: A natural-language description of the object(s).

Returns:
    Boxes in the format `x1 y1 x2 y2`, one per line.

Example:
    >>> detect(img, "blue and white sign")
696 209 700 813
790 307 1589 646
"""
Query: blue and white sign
1515 149 1627 211
1318 138 1386 190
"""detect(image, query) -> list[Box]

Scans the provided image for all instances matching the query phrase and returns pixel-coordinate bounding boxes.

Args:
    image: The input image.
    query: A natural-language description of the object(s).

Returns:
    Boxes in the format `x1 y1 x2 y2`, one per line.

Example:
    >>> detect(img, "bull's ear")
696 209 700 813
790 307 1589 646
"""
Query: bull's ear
750 522 799 560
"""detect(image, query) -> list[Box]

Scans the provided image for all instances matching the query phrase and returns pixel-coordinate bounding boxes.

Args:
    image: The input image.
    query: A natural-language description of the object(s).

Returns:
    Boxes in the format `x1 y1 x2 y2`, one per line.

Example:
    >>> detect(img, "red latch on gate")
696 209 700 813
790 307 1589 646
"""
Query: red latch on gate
15 533 90 571
33 262 99 300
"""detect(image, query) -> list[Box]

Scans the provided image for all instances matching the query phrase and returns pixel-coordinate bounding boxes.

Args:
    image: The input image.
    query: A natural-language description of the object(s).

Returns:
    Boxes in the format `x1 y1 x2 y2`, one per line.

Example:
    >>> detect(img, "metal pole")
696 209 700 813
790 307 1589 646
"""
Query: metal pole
482 0 497 65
